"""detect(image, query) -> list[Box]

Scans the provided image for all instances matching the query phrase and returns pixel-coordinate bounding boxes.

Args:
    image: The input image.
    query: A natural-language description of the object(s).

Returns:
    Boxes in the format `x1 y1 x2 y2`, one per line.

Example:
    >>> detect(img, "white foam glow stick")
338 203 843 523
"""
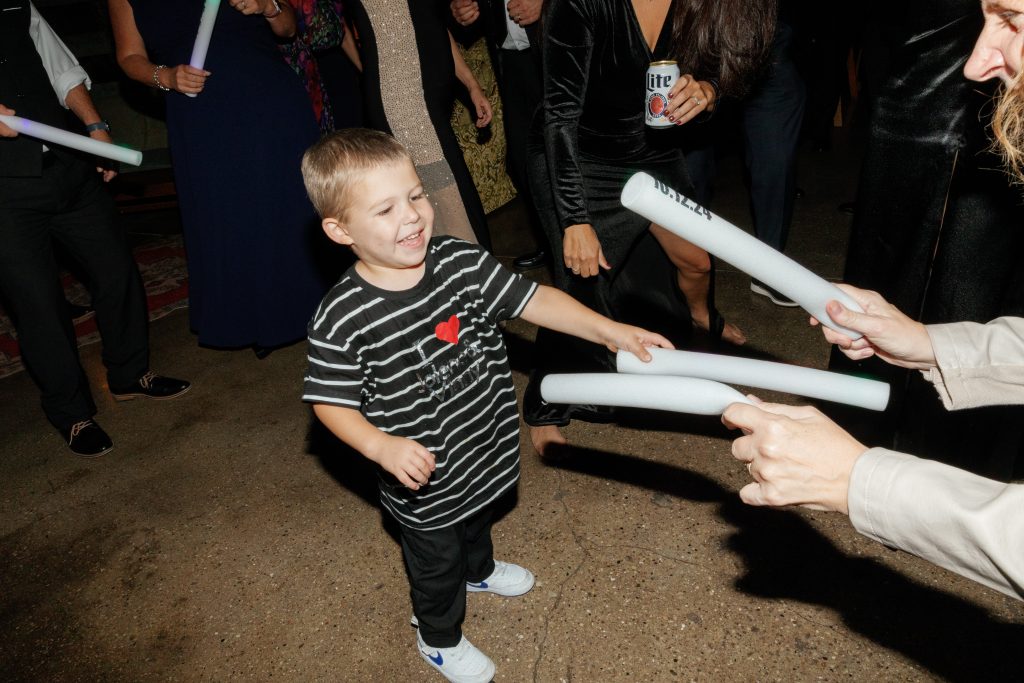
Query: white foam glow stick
540 374 754 416
620 172 863 339
186 0 222 97
616 349 889 411
0 115 143 166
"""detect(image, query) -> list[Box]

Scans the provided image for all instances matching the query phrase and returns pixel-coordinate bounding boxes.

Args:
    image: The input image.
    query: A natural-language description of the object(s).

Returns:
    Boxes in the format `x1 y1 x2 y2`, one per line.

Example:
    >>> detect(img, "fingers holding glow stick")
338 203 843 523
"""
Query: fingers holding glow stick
0 105 16 137
810 284 936 371
620 172 863 339
540 374 754 416
0 115 142 166
616 348 890 411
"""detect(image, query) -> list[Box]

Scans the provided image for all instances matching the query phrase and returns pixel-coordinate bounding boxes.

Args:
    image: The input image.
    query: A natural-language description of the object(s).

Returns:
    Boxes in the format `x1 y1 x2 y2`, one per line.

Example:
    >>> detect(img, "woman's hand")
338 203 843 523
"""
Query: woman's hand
229 0 274 15
0 105 16 137
664 75 716 126
810 284 936 370
563 223 610 278
161 65 211 95
468 86 492 127
722 400 867 514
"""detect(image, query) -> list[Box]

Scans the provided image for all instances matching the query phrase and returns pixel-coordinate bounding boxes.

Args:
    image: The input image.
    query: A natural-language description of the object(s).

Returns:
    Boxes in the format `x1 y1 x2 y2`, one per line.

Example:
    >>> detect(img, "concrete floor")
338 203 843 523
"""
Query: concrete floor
3 134 1023 682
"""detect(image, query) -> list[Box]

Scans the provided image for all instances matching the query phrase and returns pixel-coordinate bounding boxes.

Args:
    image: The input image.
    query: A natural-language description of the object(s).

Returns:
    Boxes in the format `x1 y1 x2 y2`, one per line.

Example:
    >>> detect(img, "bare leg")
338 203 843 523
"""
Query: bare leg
530 424 568 456
648 223 746 345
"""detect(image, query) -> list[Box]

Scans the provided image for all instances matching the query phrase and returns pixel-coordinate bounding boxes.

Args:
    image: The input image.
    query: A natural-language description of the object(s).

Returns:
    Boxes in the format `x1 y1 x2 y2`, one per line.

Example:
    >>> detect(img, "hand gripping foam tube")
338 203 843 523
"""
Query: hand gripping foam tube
620 172 863 339
187 0 222 97
0 115 143 166
540 373 754 416
616 349 889 411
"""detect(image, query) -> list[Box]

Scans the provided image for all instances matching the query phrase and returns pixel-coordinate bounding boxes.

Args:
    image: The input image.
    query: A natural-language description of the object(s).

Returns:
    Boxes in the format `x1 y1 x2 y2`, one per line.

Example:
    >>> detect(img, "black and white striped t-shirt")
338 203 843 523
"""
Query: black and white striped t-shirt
303 237 538 531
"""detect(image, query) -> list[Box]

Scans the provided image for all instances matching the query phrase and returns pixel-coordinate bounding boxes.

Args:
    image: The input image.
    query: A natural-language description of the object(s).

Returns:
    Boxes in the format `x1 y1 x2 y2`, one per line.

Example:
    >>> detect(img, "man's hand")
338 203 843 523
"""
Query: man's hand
507 0 542 26
89 128 118 181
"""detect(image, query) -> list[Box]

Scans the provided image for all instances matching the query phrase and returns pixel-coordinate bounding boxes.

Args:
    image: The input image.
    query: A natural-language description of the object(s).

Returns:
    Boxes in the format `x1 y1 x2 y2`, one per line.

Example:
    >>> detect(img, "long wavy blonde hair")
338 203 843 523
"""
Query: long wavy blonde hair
993 72 1024 181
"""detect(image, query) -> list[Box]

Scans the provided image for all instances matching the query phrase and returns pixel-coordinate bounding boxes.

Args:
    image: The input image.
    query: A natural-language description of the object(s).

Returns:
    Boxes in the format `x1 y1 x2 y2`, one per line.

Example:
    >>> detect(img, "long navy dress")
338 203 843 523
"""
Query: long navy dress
130 1 331 348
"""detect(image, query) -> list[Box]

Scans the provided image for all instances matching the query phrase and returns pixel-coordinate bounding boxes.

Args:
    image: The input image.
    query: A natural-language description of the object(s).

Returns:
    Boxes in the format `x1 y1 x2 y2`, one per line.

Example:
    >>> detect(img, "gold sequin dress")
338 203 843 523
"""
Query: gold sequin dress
348 0 490 248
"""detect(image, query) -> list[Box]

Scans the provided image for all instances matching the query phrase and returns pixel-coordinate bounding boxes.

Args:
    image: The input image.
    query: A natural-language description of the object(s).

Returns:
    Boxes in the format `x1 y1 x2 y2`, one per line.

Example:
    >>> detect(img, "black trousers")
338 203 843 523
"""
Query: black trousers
494 47 541 197
0 154 148 430
399 506 495 648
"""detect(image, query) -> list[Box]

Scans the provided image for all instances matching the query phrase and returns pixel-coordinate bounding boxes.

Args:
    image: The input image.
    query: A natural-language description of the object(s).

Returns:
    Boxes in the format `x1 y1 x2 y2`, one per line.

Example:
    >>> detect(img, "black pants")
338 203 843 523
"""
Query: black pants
0 154 148 430
399 506 495 648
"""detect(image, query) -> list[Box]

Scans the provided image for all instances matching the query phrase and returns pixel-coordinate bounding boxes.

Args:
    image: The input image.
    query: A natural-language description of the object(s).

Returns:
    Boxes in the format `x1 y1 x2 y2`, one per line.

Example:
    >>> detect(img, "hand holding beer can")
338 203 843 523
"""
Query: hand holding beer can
646 60 680 128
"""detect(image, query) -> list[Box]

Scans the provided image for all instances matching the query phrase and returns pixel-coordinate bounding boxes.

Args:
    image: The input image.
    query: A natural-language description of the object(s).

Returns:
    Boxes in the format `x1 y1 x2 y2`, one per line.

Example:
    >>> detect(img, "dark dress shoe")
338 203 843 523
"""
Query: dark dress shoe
838 201 856 215
513 250 547 271
61 419 113 458
110 371 191 401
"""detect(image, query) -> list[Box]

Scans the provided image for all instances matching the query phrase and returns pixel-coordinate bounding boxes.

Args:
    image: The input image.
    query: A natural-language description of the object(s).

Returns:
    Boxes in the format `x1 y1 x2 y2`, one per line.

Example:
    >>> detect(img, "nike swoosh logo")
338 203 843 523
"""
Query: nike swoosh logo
425 651 443 665
467 581 488 589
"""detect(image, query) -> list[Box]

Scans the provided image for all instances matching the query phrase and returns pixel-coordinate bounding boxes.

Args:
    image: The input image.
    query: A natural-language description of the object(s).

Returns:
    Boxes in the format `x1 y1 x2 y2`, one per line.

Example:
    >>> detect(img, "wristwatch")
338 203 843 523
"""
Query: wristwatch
84 121 111 133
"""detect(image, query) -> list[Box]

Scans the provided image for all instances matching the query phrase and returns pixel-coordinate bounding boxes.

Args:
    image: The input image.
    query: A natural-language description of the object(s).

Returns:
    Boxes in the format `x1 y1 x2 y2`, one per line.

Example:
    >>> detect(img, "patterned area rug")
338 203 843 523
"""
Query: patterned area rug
0 235 189 380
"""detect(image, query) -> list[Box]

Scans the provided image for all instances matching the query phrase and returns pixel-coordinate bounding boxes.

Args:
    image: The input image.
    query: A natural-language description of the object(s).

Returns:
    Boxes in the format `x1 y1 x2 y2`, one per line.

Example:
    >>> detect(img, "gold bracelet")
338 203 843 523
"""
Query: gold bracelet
264 0 282 18
153 64 170 92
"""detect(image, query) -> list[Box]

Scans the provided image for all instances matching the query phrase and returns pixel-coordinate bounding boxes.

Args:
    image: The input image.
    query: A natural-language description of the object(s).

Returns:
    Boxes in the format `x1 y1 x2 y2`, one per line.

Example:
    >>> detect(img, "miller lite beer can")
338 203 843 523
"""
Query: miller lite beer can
646 60 680 128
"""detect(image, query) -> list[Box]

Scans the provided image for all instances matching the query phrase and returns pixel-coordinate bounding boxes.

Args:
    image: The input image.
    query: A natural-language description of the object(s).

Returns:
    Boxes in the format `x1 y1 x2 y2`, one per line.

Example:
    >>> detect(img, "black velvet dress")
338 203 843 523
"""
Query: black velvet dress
836 0 1024 480
524 0 696 425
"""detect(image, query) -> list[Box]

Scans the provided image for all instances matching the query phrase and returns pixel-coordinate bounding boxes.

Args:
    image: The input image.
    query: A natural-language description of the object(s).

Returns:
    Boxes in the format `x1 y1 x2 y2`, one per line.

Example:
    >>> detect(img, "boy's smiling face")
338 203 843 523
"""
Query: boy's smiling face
323 159 434 289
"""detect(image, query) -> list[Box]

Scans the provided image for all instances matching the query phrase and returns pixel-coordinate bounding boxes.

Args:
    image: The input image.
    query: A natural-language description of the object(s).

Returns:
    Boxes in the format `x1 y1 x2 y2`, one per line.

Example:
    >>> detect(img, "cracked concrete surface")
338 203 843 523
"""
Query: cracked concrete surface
3 137 1023 682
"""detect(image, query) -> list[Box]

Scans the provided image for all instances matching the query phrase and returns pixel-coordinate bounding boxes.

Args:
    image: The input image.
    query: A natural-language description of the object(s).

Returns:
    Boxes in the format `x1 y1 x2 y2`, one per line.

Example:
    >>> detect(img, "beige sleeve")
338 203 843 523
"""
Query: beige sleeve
921 317 1024 409
848 447 1024 600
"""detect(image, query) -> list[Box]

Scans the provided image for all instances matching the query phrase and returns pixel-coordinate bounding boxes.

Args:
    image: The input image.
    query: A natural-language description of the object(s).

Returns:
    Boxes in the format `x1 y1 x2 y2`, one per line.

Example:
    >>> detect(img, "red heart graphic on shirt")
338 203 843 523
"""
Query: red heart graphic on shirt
435 315 460 344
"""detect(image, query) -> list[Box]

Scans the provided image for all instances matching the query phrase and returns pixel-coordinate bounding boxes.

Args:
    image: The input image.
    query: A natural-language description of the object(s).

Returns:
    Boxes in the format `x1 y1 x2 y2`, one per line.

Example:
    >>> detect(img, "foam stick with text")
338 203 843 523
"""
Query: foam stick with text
616 349 889 411
0 115 142 166
540 374 754 416
620 172 863 338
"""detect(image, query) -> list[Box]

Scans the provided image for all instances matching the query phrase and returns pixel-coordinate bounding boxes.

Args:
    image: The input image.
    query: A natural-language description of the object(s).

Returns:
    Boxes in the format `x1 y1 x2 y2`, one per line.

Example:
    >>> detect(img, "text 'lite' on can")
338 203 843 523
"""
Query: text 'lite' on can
646 60 680 128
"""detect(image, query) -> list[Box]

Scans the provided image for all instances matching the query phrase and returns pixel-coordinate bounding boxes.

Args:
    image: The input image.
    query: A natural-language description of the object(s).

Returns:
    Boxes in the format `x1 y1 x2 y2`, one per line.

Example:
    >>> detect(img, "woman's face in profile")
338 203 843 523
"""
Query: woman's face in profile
966 0 1024 84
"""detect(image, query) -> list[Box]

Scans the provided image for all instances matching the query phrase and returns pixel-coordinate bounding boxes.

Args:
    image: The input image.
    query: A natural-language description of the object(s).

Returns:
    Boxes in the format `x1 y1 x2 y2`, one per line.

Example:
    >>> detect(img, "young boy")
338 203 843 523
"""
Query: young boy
300 129 671 683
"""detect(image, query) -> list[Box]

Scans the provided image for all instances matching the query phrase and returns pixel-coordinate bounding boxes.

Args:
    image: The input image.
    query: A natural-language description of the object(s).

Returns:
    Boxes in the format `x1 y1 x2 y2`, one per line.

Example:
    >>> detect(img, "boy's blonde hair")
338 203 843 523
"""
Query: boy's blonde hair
301 128 413 219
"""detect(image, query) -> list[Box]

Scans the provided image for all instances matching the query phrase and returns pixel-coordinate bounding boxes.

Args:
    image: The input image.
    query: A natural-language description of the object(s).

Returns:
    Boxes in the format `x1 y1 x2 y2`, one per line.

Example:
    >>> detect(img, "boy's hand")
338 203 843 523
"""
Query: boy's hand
601 322 674 361
371 435 436 490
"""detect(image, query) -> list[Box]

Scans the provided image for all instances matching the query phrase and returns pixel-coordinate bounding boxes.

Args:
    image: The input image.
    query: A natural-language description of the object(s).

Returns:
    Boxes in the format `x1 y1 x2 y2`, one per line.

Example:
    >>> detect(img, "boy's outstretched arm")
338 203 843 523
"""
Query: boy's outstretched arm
520 284 674 361
313 404 436 490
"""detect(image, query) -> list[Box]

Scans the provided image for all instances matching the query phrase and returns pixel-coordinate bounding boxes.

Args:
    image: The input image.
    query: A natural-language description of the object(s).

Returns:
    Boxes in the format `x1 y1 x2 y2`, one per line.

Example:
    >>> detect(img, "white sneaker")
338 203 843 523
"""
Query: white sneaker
417 631 495 683
466 560 535 597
